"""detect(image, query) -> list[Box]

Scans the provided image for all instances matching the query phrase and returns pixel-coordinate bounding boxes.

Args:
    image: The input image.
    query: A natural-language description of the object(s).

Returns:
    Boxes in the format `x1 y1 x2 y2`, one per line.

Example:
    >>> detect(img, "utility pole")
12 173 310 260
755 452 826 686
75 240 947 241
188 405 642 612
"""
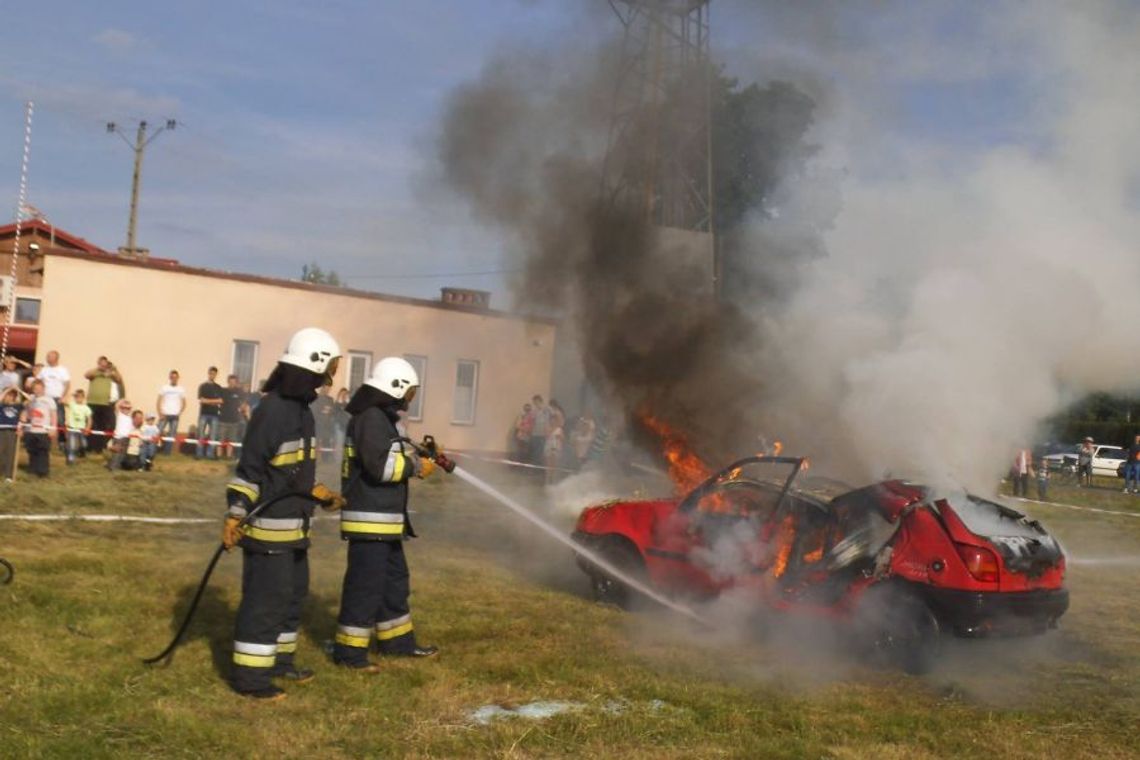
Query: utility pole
106 118 176 257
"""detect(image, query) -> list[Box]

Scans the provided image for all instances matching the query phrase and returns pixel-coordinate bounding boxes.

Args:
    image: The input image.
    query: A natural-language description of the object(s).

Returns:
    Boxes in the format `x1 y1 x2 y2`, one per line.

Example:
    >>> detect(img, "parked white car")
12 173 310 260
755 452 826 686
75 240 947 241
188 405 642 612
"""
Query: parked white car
1043 444 1126 477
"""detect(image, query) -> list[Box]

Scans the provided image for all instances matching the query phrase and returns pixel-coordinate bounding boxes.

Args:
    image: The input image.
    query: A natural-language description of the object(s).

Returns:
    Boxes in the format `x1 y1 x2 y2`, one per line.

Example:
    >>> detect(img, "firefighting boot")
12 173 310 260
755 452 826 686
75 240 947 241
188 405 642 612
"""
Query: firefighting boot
337 660 383 674
384 644 439 658
271 665 315 684
236 685 287 702
271 651 315 684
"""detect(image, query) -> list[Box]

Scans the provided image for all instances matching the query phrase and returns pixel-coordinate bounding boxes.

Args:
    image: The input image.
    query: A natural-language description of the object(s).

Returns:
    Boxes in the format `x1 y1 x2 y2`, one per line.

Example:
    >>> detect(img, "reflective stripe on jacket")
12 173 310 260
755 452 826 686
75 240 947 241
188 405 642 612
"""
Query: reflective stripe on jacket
225 392 318 551
340 405 416 541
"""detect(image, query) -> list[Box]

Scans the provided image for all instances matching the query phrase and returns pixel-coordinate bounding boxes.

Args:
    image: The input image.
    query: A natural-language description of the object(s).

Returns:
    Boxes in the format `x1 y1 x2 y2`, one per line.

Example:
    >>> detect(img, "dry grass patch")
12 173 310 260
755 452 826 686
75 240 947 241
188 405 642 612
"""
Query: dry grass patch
0 460 1138 757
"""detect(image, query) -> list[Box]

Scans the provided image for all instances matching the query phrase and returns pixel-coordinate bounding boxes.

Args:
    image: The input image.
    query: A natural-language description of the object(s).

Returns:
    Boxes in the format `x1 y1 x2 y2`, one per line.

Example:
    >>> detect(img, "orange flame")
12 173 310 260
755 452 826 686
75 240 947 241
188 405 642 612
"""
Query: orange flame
772 514 796 578
772 440 783 456
638 412 713 496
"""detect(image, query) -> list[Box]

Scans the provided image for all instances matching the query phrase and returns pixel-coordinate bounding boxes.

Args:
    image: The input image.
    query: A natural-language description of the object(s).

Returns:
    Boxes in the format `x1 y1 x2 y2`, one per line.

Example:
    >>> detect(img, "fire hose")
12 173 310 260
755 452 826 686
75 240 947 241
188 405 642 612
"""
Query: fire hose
141 436 453 666
141 489 333 665
1 557 12 585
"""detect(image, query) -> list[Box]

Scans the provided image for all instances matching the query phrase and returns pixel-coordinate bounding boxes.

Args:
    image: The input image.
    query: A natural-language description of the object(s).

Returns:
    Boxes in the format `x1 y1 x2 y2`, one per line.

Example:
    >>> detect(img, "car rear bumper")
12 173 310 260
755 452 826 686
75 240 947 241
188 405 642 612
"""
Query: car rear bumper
921 587 1069 637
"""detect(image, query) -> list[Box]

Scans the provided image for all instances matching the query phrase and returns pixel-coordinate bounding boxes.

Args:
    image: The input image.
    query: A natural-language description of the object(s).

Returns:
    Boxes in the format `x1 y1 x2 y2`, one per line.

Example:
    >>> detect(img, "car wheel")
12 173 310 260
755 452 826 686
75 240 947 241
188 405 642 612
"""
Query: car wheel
583 536 647 611
855 585 941 674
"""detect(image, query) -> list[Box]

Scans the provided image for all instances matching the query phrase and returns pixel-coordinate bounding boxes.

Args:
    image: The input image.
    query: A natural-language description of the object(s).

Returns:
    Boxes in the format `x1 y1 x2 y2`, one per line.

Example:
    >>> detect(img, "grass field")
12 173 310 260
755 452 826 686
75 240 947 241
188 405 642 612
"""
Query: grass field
1 453 1139 758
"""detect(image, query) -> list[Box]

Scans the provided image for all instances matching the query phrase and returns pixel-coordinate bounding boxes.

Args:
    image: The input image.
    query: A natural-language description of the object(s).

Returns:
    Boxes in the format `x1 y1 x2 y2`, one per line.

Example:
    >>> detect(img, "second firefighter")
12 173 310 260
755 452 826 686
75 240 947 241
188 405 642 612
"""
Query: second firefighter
333 356 438 670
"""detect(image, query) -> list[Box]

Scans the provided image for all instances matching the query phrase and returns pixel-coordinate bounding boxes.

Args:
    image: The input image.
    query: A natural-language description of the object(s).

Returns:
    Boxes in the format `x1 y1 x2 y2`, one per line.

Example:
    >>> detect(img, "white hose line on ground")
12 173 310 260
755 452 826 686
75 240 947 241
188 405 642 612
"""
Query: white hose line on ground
1007 495 1140 519
0 514 212 524
0 512 412 524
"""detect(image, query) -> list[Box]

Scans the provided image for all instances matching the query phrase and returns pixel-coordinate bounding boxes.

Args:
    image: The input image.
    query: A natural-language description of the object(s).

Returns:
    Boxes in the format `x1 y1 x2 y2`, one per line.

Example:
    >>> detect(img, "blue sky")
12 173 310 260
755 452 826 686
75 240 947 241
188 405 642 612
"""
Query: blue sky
0 1 1036 302
0 1 584 300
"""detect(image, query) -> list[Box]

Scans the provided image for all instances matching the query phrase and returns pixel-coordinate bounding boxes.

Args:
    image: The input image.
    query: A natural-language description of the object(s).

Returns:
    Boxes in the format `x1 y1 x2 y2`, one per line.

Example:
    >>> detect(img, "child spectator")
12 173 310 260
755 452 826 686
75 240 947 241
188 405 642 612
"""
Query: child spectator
64 389 93 464
22 379 56 478
0 355 29 393
106 399 135 471
141 414 160 469
23 363 43 393
117 411 149 471
0 387 23 481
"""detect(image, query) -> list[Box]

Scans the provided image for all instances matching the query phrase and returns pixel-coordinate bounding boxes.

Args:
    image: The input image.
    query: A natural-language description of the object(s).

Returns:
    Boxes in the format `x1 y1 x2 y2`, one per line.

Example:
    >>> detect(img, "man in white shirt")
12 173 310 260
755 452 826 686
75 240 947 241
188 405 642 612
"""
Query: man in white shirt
155 369 186 455
37 350 70 450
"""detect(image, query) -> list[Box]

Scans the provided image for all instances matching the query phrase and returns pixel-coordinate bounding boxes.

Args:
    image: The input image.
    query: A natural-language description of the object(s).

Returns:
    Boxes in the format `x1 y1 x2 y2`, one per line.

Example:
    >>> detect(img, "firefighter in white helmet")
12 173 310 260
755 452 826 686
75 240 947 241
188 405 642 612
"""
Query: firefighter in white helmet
222 327 346 700
332 356 439 671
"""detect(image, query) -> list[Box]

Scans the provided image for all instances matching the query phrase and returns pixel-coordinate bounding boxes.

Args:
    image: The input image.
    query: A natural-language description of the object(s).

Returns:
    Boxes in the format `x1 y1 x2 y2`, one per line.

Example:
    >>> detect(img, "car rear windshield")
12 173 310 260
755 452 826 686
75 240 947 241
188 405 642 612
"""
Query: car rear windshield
938 493 1046 539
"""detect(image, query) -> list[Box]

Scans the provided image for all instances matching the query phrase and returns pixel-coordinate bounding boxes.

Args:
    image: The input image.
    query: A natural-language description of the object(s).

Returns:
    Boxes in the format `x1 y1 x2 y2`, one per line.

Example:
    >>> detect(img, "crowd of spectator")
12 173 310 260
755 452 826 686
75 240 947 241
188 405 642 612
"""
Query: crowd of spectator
510 394 608 484
0 350 265 480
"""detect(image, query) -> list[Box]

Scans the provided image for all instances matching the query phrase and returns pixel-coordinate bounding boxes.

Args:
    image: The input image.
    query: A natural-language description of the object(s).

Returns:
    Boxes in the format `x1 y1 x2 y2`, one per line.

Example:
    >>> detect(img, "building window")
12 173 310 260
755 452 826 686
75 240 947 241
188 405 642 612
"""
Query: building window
348 351 372 393
232 340 259 391
404 354 426 421
14 297 40 325
452 359 478 425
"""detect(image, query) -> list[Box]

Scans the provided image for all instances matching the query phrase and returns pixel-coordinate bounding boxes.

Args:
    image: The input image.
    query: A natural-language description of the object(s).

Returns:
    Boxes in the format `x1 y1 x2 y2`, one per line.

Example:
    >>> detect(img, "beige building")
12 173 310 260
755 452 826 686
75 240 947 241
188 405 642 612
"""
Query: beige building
0 221 556 452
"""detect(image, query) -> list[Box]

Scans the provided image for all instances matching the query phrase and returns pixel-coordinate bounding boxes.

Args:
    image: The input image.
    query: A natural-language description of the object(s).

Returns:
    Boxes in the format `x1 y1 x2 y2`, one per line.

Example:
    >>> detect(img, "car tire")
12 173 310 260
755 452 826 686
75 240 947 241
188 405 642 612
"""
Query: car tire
583 535 646 611
854 584 942 675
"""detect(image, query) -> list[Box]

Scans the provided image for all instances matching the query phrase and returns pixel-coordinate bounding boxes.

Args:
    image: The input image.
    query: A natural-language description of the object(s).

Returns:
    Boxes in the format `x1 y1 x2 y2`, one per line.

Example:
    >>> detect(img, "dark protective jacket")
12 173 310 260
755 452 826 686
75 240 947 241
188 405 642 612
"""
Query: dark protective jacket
340 387 418 541
225 366 319 552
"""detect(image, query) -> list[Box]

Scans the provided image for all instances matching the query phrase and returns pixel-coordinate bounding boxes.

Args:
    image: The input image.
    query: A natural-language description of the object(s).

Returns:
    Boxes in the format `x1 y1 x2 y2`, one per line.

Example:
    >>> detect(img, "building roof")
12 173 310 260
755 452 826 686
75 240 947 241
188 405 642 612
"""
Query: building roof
2 219 556 325
0 219 112 256
50 244 557 326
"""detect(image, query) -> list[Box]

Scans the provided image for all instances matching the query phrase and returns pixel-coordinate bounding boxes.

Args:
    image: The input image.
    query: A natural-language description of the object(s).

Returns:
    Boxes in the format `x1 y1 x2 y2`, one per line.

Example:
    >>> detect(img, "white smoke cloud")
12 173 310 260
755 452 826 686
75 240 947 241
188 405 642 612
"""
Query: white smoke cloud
740 1 1140 490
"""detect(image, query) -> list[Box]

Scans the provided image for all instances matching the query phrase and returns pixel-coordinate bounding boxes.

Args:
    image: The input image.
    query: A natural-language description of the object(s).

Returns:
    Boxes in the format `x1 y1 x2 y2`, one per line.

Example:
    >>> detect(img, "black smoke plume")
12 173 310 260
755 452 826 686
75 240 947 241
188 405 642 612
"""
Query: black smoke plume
437 44 818 461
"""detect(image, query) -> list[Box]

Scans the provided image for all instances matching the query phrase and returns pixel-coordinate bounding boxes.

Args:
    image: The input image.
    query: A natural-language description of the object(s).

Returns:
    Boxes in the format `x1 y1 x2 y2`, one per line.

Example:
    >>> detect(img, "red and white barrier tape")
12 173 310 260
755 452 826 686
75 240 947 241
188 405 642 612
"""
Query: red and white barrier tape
1 423 584 469
1009 495 1140 519
3 422 246 450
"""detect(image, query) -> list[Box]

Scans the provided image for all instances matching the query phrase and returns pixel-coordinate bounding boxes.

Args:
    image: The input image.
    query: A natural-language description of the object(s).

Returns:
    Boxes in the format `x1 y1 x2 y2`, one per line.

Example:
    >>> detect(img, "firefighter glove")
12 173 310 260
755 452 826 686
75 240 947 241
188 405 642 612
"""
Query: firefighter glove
312 482 346 511
222 516 243 550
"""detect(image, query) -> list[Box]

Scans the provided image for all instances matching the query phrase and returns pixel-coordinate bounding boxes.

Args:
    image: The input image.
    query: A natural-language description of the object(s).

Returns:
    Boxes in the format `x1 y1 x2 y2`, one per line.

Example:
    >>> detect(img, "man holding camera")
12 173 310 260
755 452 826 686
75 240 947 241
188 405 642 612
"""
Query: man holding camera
84 356 123 454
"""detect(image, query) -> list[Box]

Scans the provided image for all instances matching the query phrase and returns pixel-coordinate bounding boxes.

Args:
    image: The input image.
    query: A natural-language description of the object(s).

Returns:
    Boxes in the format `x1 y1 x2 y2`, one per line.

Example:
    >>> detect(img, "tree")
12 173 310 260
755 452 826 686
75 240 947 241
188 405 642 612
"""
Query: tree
301 262 341 287
709 70 827 304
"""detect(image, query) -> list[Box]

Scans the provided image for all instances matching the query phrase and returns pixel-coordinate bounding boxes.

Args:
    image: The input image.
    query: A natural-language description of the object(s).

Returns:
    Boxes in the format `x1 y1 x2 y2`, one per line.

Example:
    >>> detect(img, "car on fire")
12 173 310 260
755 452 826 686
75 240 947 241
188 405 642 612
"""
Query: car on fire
572 456 1069 672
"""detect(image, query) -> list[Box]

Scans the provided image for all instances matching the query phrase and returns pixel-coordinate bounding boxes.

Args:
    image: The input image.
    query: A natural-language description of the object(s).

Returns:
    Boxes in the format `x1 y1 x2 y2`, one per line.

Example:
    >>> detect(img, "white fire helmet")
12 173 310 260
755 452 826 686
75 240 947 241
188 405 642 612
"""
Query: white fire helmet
366 356 419 400
279 327 342 377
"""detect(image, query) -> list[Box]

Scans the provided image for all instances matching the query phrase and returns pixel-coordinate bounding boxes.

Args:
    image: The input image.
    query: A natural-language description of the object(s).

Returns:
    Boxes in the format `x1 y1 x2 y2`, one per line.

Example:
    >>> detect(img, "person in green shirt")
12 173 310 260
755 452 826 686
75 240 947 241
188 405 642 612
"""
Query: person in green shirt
65 389 93 464
84 356 123 454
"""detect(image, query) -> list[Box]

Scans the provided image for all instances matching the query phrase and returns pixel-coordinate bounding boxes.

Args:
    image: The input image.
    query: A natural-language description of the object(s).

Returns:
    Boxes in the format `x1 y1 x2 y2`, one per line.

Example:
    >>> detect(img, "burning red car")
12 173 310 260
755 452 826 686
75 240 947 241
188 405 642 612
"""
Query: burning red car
572 456 1069 672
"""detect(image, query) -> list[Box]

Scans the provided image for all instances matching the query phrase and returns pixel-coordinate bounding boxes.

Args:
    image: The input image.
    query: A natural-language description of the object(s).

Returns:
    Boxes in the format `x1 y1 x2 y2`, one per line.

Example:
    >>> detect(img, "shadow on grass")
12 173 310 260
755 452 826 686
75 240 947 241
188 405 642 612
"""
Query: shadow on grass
154 582 233 677
301 588 341 659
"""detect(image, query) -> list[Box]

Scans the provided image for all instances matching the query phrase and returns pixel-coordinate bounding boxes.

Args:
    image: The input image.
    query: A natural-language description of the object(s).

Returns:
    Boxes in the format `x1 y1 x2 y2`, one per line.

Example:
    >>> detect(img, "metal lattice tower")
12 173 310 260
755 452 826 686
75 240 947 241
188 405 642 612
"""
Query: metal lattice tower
603 0 713 233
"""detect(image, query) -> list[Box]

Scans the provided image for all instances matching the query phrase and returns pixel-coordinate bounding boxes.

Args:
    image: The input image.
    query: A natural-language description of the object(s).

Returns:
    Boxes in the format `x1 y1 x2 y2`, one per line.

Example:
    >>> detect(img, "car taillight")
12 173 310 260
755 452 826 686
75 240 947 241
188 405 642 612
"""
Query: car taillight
956 544 1000 583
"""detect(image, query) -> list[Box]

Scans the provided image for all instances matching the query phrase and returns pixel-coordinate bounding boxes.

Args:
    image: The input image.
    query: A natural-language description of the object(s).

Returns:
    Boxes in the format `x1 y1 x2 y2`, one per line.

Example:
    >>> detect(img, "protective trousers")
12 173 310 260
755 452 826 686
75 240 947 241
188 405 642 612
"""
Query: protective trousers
333 540 414 666
231 548 308 693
